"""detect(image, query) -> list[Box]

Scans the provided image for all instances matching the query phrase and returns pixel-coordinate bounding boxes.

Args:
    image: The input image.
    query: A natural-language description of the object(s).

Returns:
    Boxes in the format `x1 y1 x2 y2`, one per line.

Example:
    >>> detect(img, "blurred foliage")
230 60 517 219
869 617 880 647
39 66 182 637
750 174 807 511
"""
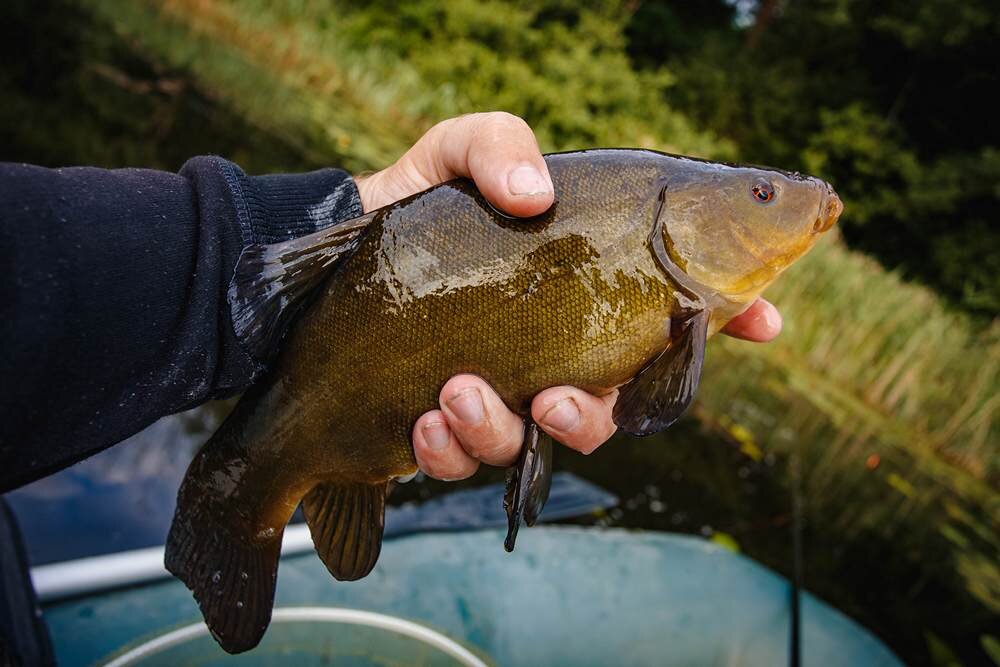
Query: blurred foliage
0 1 313 173
702 236 1000 664
330 0 727 157
627 0 1000 316
1 1 997 665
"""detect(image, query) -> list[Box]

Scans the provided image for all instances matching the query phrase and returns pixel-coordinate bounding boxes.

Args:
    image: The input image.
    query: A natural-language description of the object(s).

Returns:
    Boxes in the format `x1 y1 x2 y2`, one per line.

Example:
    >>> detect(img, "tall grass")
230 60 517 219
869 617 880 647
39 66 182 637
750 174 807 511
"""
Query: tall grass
699 236 999 616
84 0 434 172
732 235 998 483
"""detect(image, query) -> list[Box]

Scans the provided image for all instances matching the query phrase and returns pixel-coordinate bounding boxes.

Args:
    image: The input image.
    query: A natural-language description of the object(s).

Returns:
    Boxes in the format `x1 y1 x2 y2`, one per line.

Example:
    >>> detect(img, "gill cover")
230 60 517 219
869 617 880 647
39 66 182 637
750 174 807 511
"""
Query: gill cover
658 164 832 300
613 183 709 435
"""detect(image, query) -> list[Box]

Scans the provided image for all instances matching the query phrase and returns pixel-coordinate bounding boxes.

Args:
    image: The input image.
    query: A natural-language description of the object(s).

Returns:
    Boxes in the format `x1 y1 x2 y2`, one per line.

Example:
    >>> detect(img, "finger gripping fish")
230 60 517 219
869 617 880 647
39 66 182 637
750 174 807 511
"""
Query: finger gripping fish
165 149 842 653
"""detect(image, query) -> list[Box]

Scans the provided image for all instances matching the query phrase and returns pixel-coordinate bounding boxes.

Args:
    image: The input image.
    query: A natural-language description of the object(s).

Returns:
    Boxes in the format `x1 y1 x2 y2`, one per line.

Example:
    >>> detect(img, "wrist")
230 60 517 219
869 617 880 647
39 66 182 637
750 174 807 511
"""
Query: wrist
352 171 384 213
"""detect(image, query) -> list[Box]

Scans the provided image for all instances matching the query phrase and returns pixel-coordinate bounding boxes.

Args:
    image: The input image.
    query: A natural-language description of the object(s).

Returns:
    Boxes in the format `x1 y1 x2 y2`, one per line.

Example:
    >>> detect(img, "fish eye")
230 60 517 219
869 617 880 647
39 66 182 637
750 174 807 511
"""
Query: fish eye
751 180 776 204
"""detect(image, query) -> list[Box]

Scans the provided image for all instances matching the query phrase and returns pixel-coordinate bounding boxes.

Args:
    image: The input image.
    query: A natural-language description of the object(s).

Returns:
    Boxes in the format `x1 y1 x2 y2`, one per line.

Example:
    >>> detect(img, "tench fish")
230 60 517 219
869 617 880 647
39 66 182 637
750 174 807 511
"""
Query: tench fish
165 149 842 653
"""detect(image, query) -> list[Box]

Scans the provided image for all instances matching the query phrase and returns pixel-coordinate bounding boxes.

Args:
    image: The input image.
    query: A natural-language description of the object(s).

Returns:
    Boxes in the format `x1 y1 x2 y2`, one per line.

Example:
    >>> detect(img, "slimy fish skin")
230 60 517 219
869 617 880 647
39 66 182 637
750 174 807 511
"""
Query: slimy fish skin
165 149 842 653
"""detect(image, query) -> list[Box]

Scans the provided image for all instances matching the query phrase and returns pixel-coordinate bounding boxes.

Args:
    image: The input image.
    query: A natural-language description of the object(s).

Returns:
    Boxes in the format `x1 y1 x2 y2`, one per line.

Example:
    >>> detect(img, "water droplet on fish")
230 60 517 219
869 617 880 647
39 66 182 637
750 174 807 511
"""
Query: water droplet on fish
236 601 243 609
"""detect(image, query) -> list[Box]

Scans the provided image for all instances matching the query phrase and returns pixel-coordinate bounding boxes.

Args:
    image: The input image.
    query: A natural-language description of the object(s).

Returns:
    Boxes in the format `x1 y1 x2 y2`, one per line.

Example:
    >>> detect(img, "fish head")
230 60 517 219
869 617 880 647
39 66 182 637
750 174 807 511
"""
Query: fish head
658 162 842 302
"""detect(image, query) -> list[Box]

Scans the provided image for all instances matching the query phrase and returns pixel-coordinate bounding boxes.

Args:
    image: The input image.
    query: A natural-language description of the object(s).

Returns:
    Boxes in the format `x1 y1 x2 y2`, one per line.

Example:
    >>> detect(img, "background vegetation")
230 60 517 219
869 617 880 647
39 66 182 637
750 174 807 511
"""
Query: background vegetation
628 0 1000 317
2 1 997 664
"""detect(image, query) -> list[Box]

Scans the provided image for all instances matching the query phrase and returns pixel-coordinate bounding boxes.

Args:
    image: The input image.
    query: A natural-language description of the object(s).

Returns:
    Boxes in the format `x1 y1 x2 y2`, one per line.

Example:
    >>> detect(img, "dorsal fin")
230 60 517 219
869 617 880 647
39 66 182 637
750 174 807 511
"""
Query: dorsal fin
228 212 375 362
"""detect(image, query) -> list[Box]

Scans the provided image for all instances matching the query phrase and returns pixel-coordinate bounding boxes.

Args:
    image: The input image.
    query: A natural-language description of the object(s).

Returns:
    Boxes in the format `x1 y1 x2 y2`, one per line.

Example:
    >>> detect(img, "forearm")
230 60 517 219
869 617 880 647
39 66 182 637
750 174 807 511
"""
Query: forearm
0 158 361 491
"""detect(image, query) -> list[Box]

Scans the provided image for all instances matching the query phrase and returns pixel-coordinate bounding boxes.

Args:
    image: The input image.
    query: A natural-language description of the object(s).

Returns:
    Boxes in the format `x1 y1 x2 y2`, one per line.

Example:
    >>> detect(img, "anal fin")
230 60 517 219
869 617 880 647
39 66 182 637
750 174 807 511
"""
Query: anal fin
165 491 283 654
503 418 553 552
302 481 388 581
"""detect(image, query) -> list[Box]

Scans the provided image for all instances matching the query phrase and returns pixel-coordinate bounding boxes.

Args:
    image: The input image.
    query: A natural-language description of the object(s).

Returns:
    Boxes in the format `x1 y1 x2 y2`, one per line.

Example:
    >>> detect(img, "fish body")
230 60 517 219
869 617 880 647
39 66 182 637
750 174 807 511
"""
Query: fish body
166 150 842 652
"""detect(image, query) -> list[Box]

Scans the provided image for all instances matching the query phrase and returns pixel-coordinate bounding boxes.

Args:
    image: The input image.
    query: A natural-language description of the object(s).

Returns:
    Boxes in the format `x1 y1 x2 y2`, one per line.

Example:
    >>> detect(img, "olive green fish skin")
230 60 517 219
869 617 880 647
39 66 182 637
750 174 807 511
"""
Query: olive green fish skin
221 151 674 535
296 151 674 464
194 149 840 538
167 149 842 652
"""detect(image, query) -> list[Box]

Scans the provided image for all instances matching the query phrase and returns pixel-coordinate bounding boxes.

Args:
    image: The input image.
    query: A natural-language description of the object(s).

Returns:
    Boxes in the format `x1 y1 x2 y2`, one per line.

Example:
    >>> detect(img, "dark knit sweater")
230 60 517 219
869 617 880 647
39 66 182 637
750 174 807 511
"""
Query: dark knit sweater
0 157 363 492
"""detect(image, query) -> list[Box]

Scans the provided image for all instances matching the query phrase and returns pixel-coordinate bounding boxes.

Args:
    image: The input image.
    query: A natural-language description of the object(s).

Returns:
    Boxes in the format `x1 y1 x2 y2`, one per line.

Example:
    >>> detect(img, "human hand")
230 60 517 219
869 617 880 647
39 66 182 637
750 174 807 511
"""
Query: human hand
354 112 782 481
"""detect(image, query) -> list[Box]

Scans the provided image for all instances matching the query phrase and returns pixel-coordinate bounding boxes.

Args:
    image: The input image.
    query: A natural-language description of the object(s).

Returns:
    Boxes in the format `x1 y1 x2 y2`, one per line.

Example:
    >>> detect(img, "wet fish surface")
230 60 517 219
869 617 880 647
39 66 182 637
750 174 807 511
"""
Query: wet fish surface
165 149 843 653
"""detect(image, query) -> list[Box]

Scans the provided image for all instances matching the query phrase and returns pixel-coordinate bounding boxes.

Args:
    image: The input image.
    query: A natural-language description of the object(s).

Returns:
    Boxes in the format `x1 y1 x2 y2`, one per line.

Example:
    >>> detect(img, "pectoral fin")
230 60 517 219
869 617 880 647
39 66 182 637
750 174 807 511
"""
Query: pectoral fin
229 212 375 362
503 419 553 552
302 481 388 581
613 309 709 436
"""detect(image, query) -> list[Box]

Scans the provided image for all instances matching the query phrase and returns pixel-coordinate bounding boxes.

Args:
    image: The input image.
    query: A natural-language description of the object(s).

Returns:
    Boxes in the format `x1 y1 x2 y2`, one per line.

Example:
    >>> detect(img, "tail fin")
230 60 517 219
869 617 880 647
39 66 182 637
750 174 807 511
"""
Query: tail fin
165 472 283 654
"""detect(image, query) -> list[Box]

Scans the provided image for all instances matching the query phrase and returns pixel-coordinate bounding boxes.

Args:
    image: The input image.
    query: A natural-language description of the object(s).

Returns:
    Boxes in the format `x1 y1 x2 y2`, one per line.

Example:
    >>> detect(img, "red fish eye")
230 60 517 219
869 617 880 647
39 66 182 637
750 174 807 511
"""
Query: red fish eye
751 181 775 203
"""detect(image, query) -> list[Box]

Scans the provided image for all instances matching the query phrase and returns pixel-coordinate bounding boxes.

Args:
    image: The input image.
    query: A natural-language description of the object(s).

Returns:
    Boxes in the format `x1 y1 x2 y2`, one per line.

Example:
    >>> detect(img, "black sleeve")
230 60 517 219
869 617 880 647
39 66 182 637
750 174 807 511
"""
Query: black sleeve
0 157 363 492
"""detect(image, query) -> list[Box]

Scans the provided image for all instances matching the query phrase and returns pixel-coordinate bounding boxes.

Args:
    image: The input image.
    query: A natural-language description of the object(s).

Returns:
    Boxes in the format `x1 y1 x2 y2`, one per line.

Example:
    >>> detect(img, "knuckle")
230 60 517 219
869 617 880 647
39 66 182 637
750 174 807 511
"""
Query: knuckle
439 375 522 464
486 111 529 129
460 418 521 463
430 115 464 135
480 112 531 142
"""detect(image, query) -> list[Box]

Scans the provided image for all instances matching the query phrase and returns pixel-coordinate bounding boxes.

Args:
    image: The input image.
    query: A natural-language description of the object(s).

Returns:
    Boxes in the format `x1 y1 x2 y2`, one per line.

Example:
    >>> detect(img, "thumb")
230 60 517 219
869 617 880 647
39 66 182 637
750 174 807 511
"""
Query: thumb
357 112 554 217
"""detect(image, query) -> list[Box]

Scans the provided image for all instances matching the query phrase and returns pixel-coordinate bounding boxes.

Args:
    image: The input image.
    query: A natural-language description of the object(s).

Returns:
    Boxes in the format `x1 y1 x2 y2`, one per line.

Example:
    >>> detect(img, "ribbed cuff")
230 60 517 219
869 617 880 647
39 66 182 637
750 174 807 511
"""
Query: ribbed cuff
221 162 364 247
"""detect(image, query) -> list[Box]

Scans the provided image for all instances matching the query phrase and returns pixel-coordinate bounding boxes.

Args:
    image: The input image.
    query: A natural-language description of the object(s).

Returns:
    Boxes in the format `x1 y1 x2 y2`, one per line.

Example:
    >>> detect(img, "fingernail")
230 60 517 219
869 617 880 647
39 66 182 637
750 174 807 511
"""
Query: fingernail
541 397 580 432
763 302 782 333
422 421 450 451
507 164 552 196
447 388 484 425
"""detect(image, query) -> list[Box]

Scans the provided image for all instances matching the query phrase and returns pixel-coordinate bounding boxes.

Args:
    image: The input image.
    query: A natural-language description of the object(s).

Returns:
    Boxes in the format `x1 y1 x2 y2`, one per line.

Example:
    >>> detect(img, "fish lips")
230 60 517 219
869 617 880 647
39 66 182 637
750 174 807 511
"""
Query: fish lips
813 182 843 233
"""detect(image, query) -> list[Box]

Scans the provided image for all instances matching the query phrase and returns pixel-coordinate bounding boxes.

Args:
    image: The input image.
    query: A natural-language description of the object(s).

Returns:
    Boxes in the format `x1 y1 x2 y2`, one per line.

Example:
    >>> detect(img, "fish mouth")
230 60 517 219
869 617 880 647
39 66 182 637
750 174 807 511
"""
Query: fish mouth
813 182 843 233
